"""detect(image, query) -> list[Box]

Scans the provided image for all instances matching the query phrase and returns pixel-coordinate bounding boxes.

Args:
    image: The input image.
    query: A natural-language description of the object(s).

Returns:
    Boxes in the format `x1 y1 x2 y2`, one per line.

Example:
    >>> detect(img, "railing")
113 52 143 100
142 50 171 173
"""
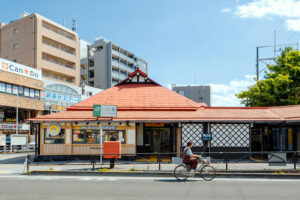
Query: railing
24 151 300 173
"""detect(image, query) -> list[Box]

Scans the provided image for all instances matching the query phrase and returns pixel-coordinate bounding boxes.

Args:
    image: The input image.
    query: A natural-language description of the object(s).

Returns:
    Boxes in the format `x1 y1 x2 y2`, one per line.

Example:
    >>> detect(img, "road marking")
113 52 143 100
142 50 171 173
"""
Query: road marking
0 171 12 174
0 175 300 182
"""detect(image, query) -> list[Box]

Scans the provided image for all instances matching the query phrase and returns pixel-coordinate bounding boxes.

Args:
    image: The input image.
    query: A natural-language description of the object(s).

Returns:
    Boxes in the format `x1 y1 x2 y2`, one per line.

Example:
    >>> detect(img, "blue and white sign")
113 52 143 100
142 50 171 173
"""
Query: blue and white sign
63 94 67 102
46 91 51 99
57 93 62 101
202 133 212 141
52 92 57 100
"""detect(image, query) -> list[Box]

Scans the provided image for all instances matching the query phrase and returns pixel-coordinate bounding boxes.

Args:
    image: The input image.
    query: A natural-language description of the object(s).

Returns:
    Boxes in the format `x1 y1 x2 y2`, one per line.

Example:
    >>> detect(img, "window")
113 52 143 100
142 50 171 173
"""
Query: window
44 128 65 144
30 88 35 98
72 129 85 143
104 130 125 144
13 28 19 35
13 43 18 49
24 88 30 97
86 130 100 144
72 128 125 144
13 85 18 95
6 84 12 94
178 91 185 96
18 86 24 96
0 82 6 93
34 90 40 99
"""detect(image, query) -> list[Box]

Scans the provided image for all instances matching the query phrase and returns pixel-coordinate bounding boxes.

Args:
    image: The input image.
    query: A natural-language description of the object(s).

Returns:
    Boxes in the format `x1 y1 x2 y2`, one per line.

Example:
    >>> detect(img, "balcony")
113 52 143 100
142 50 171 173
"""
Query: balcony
112 71 119 79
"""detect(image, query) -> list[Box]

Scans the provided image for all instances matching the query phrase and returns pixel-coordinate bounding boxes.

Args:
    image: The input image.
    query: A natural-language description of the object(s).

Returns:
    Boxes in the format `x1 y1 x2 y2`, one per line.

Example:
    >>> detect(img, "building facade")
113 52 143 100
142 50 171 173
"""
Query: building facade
0 12 80 86
41 80 102 114
0 58 44 148
28 69 300 160
172 85 211 106
80 38 148 89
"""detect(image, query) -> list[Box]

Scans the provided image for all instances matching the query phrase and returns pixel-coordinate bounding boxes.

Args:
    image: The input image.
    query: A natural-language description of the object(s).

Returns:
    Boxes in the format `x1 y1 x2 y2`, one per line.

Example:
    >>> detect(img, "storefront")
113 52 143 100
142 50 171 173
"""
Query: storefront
39 122 136 155
28 69 300 159
0 58 44 148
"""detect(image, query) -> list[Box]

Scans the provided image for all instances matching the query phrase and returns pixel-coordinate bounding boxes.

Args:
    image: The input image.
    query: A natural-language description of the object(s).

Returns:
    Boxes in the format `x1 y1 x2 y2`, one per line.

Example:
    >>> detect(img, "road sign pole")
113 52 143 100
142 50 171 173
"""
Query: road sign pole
100 124 103 168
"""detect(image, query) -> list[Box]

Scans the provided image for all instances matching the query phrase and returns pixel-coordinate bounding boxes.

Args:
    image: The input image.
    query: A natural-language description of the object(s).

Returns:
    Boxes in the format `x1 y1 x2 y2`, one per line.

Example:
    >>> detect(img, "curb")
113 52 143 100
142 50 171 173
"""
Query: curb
26 170 300 179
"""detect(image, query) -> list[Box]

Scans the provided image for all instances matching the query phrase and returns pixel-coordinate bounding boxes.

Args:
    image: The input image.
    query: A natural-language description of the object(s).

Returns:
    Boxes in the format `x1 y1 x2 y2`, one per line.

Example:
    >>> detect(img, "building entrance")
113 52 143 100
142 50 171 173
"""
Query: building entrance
144 127 171 153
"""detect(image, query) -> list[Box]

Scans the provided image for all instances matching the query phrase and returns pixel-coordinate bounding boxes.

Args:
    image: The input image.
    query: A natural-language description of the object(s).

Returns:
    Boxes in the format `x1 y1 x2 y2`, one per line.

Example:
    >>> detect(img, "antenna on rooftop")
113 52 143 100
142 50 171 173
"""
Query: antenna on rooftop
72 19 77 32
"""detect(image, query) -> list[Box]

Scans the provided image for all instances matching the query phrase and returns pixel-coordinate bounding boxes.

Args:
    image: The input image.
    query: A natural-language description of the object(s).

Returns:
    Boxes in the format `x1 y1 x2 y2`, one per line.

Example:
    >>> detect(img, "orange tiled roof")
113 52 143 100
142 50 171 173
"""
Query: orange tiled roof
68 83 205 111
28 105 300 122
28 69 300 123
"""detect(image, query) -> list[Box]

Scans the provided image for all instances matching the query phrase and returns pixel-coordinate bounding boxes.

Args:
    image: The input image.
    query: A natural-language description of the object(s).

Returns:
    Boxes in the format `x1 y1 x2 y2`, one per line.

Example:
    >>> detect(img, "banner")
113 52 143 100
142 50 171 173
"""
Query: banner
0 123 29 130
0 58 42 80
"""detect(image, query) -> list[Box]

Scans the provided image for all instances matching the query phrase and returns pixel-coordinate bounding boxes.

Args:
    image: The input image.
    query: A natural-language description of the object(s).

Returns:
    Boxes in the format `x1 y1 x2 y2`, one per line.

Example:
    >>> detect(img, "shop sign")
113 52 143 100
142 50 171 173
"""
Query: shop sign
0 58 42 80
5 118 16 122
0 123 29 130
0 135 6 146
74 126 116 130
202 133 212 141
11 134 27 145
47 123 61 136
145 123 164 127
93 105 117 117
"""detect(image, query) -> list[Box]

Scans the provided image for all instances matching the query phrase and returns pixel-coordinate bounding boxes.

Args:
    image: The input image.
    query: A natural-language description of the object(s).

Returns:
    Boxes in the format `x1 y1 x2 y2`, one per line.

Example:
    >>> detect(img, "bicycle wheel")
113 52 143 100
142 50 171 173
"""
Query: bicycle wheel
174 165 189 181
201 165 216 181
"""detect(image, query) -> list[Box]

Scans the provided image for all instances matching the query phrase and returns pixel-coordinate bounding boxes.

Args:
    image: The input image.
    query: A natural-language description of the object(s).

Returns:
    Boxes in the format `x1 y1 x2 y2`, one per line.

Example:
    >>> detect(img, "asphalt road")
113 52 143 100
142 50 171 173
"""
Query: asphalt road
0 176 299 200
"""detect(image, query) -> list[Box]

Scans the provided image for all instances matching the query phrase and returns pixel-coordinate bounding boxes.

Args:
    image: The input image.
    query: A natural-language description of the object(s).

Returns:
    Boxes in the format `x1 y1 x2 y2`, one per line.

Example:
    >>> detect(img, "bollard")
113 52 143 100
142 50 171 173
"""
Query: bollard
92 160 95 171
26 155 30 172
110 158 115 169
225 152 228 171
158 153 161 171
293 151 297 171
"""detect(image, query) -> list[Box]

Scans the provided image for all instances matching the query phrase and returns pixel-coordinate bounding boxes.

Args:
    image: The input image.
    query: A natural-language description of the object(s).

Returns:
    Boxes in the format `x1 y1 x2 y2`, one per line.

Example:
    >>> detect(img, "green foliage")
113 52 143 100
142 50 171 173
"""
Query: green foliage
236 48 300 106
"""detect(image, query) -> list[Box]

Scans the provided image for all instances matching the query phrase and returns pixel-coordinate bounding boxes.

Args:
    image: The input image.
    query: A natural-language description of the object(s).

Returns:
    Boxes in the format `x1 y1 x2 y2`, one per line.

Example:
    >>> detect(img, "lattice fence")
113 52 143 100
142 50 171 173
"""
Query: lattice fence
181 123 204 147
211 123 250 147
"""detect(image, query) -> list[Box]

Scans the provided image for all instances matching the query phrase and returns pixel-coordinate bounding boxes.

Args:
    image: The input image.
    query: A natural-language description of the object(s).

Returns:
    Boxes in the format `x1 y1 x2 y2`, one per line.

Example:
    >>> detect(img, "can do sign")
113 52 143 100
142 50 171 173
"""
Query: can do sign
0 58 42 80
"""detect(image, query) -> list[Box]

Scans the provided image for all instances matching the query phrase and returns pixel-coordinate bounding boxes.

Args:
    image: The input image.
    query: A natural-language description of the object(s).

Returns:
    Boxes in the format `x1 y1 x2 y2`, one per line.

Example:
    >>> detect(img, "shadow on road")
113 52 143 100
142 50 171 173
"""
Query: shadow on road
0 156 26 164
154 179 201 183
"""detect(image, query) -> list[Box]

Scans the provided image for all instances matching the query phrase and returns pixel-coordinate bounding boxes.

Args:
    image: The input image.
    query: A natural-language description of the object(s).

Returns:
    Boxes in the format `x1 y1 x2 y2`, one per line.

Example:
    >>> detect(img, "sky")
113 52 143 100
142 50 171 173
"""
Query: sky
1 0 300 106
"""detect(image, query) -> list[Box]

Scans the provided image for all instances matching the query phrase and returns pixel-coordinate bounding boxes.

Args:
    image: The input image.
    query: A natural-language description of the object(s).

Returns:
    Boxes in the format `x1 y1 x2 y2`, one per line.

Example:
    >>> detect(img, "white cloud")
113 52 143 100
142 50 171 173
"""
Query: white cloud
224 0 300 32
286 19 300 31
209 75 255 107
235 0 300 19
221 8 232 13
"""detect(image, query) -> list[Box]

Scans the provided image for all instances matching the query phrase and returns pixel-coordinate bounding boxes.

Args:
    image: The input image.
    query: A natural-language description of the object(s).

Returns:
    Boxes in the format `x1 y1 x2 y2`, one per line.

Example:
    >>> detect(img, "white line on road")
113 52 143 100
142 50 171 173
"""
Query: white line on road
0 175 300 182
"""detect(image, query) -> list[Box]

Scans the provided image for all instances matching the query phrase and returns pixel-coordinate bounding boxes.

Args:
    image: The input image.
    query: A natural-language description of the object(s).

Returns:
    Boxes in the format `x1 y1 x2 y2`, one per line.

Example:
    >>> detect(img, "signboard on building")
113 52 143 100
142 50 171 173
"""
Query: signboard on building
0 58 42 80
0 135 6 146
93 105 117 117
11 134 27 145
0 123 29 130
202 133 212 141
47 123 61 136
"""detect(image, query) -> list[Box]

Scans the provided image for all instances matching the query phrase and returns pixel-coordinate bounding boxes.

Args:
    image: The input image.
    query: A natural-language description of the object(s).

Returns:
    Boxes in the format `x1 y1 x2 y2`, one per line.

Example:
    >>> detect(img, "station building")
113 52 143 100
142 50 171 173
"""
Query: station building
28 69 300 159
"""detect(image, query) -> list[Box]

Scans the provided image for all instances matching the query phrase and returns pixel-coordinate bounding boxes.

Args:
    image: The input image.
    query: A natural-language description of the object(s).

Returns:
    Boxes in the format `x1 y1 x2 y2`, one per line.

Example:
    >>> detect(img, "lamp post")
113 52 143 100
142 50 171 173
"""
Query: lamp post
16 87 19 135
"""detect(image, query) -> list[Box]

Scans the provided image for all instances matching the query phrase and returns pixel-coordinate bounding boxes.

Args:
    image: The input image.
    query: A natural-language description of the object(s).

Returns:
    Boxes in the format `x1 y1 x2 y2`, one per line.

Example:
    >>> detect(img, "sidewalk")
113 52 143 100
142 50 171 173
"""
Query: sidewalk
27 161 300 173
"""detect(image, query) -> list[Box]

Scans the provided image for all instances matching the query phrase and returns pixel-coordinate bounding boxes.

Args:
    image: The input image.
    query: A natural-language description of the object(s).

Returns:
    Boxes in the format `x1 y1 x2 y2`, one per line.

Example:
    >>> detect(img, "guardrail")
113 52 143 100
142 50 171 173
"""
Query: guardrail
25 151 300 173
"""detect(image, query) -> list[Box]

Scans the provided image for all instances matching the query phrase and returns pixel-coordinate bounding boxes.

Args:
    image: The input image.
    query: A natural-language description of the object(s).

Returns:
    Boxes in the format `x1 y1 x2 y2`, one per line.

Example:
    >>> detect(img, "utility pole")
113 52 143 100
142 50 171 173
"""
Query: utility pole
255 41 298 80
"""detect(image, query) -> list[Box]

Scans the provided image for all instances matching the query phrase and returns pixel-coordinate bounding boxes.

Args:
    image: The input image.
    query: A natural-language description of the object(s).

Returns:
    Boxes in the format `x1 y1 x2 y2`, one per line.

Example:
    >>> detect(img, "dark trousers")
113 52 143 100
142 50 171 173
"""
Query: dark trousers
183 158 198 169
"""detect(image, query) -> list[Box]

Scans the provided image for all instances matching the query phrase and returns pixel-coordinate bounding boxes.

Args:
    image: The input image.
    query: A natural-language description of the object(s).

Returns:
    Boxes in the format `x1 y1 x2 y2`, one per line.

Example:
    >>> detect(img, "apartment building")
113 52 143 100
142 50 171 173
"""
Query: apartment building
172 85 211 106
0 12 80 86
80 38 147 89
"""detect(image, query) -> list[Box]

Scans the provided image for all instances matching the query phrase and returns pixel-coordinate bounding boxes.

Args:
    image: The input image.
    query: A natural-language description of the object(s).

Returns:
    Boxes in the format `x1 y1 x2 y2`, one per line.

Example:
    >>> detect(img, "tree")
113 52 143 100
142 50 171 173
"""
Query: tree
236 48 300 107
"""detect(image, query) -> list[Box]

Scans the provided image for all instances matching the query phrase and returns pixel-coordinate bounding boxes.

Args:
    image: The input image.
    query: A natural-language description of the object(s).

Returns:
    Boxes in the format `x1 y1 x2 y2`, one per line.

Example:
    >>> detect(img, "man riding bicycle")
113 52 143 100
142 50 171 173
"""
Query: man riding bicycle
183 141 201 172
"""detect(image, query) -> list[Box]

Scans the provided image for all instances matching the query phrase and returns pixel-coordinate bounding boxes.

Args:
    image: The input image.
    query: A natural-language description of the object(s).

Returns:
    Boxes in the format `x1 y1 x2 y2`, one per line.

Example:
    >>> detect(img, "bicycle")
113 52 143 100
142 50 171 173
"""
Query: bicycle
174 157 216 181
